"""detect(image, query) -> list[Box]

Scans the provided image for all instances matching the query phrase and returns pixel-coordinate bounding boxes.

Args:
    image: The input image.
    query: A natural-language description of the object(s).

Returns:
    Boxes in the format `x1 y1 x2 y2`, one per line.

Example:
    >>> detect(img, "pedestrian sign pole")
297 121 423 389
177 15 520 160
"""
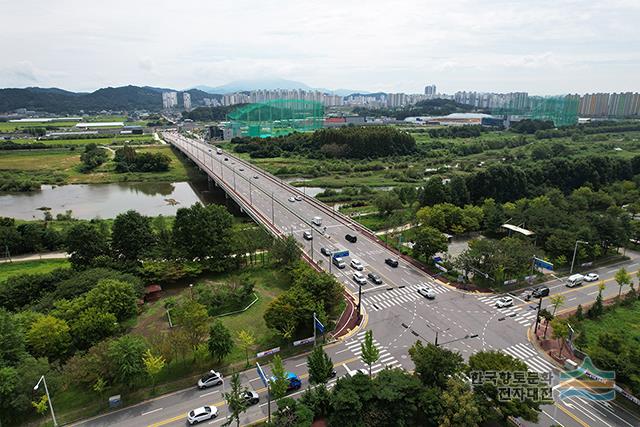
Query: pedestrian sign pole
313 312 325 345
256 362 271 423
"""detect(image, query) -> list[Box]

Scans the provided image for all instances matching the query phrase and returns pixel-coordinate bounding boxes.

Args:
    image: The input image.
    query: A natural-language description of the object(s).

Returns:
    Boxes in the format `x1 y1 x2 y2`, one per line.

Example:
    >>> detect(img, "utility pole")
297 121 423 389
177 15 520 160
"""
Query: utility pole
357 284 362 320
34 375 57 427
534 297 543 333
570 240 588 274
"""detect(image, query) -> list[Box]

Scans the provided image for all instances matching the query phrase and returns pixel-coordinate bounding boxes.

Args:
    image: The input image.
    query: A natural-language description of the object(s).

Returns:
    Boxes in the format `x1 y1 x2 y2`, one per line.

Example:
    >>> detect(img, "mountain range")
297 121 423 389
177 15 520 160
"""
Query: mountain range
0 79 371 114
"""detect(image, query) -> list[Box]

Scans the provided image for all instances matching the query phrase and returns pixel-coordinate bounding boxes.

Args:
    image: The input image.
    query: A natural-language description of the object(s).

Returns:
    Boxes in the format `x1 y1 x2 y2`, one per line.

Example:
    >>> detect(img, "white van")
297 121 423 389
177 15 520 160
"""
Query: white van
312 216 322 226
566 274 584 288
216 148 223 155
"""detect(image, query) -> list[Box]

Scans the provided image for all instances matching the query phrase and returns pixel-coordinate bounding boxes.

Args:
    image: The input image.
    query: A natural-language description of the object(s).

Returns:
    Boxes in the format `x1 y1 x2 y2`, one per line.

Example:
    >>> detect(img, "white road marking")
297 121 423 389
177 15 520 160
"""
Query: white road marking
141 408 163 416
199 390 220 398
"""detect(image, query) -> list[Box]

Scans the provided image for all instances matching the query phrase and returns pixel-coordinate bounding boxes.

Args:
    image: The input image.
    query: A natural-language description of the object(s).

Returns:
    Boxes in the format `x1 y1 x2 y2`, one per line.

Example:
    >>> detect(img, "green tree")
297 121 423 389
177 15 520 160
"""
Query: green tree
412 225 448 263
237 330 255 367
223 373 248 427
172 203 234 265
409 341 464 389
65 223 109 269
172 300 210 351
420 178 449 206
142 349 165 391
449 176 470 206
207 320 234 362
79 143 109 172
544 294 566 338
70 307 118 349
107 335 147 387
85 279 137 321
615 268 632 299
272 397 314 427
269 355 289 400
307 346 334 385
111 210 154 262
373 191 403 216
271 235 301 267
550 318 570 358
360 330 380 377
26 315 71 361
588 282 606 318
0 309 25 367
440 378 480 427
469 350 544 422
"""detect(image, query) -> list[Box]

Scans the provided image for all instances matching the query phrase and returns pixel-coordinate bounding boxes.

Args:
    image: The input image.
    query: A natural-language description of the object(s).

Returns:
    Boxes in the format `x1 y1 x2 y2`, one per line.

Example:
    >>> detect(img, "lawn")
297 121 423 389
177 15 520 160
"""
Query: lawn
579 300 640 349
0 259 70 283
9 134 155 147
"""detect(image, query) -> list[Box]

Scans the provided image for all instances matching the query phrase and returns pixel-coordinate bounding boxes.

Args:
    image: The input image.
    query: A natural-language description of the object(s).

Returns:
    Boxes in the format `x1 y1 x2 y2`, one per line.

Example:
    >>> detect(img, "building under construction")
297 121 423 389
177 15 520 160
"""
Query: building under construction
492 95 579 127
226 99 324 138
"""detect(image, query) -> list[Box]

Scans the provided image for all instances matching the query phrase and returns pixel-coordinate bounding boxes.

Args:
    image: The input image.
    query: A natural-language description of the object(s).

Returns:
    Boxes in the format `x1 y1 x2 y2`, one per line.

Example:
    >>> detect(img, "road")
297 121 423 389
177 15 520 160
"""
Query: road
71 132 640 427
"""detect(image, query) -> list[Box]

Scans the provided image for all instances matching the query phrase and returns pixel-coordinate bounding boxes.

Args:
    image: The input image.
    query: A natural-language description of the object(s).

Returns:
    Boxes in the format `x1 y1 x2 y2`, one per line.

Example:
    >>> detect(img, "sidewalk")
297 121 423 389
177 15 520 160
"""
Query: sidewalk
0 251 68 263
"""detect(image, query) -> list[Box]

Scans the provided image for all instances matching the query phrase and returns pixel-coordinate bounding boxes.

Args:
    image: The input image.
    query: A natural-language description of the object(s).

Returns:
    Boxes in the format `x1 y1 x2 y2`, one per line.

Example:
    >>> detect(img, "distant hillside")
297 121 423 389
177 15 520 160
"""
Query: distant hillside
353 98 478 119
0 86 215 113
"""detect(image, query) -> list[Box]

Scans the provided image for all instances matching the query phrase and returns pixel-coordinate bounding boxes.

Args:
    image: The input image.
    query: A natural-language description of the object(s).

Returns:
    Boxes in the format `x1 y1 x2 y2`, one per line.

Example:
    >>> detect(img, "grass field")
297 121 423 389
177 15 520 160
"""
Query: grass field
580 300 640 349
8 134 155 147
0 145 193 185
0 259 70 283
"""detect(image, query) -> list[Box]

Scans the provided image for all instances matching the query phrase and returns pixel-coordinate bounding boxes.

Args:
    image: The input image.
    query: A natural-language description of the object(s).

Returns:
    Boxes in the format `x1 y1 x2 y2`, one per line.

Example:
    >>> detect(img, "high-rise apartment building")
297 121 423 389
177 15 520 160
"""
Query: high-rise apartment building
424 84 437 97
183 93 192 112
162 91 178 110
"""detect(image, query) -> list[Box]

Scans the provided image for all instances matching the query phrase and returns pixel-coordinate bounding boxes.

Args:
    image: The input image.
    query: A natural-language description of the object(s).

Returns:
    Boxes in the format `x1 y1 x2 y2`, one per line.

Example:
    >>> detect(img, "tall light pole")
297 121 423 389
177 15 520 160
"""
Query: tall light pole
34 375 58 427
570 240 589 274
271 193 275 225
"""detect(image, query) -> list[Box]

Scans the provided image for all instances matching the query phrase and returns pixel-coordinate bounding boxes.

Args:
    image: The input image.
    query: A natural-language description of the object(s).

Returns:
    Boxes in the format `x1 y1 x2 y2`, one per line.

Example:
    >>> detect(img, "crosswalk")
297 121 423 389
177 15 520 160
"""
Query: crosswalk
343 330 403 375
502 343 556 374
363 283 449 311
477 295 538 327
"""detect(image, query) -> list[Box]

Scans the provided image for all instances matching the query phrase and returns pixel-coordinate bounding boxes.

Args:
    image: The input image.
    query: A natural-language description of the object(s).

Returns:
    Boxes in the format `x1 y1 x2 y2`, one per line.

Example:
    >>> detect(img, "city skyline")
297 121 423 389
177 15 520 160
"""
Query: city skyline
1 0 639 94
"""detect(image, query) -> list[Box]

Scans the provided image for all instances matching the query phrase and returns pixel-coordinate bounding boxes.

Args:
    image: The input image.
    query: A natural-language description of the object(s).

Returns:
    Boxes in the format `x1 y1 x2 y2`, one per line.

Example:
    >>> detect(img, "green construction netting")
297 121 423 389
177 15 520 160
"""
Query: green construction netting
227 99 324 137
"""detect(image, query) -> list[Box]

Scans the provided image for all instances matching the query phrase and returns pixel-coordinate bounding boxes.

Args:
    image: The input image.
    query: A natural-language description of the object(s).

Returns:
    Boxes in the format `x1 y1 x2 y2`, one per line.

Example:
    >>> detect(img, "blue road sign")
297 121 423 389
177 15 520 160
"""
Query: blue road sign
332 250 349 259
256 363 268 388
534 257 554 271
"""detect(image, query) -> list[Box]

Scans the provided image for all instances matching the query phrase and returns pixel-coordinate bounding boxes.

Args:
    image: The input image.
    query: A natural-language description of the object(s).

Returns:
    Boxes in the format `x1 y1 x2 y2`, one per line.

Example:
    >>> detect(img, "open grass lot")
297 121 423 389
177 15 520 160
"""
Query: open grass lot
0 145 193 185
8 134 155 147
0 258 70 283
0 121 82 132
580 300 640 349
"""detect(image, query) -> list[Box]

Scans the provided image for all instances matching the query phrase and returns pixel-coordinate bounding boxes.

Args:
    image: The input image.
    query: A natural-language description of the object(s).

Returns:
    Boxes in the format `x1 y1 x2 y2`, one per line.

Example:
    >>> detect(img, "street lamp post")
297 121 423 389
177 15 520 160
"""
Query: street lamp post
271 193 275 225
34 375 58 427
570 240 589 274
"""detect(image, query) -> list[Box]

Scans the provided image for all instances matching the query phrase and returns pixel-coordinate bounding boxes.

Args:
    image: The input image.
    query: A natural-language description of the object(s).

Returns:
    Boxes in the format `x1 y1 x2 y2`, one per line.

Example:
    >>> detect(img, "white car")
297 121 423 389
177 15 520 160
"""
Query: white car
187 406 218 424
294 195 303 201
584 273 599 282
197 370 223 389
350 259 364 271
303 231 313 240
288 196 296 202
418 287 436 299
353 272 367 285
496 296 514 308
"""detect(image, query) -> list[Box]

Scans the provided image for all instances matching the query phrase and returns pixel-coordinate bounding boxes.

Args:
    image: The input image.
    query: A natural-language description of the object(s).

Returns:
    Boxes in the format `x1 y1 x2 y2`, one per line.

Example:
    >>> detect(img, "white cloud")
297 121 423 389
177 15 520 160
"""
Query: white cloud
0 0 638 94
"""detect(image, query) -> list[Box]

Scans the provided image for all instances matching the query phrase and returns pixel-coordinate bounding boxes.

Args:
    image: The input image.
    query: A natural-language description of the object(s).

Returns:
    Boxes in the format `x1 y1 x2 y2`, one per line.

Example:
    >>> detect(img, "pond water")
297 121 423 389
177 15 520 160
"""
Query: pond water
0 181 224 220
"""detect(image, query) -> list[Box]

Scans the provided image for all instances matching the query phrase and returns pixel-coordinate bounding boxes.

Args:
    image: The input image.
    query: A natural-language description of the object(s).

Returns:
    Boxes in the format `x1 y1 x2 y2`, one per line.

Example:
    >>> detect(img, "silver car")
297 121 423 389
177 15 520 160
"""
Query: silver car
418 287 436 299
187 406 218 425
197 370 223 389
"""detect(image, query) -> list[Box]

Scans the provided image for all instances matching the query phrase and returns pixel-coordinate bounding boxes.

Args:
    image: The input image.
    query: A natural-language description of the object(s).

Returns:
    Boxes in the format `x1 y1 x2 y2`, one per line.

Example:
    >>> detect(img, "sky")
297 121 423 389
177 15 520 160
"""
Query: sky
0 0 639 95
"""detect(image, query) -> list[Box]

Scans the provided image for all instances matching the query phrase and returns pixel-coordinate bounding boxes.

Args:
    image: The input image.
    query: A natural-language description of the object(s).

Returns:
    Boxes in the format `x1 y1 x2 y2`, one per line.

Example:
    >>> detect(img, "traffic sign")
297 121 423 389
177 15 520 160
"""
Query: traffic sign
435 263 448 273
534 257 553 271
256 363 268 388
332 250 349 259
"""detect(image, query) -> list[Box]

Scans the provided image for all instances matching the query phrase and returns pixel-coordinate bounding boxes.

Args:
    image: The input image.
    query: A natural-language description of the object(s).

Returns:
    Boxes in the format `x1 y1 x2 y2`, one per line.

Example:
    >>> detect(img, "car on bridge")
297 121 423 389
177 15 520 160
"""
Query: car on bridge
187 406 218 425
332 257 346 269
532 286 550 298
353 272 367 285
367 272 383 284
385 258 399 268
303 231 313 240
224 157 229 161
321 246 335 256
495 296 514 308
345 234 357 243
288 196 296 202
584 272 599 282
294 195 303 201
350 259 364 271
253 175 259 179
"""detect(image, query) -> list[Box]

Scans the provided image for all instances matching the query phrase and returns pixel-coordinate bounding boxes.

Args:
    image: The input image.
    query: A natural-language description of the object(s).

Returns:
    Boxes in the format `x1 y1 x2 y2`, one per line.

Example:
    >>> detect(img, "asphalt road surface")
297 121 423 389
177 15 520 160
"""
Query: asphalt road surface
70 133 640 427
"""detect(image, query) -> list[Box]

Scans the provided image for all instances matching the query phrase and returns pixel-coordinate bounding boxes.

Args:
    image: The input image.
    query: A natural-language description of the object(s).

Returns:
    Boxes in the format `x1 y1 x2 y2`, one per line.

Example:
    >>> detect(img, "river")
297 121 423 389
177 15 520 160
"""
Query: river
0 181 224 220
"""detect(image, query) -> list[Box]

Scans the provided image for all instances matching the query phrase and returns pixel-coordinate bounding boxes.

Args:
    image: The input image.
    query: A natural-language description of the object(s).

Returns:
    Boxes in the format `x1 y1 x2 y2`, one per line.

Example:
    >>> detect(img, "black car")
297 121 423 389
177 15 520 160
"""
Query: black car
320 247 334 256
367 272 383 284
224 157 229 161
532 286 550 298
385 258 399 268
345 234 357 243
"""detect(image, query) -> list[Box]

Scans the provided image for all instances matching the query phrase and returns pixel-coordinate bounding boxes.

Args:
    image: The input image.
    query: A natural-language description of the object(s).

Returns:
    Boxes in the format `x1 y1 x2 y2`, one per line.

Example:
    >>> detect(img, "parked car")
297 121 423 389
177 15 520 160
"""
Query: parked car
197 370 223 389
294 195 303 201
303 231 313 240
345 234 357 243
418 287 436 299
350 259 364 271
496 296 514 308
332 257 346 269
187 406 218 425
353 272 367 285
288 196 296 202
367 272 383 284
532 286 550 298
584 273 600 282
385 258 399 268
241 390 260 405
